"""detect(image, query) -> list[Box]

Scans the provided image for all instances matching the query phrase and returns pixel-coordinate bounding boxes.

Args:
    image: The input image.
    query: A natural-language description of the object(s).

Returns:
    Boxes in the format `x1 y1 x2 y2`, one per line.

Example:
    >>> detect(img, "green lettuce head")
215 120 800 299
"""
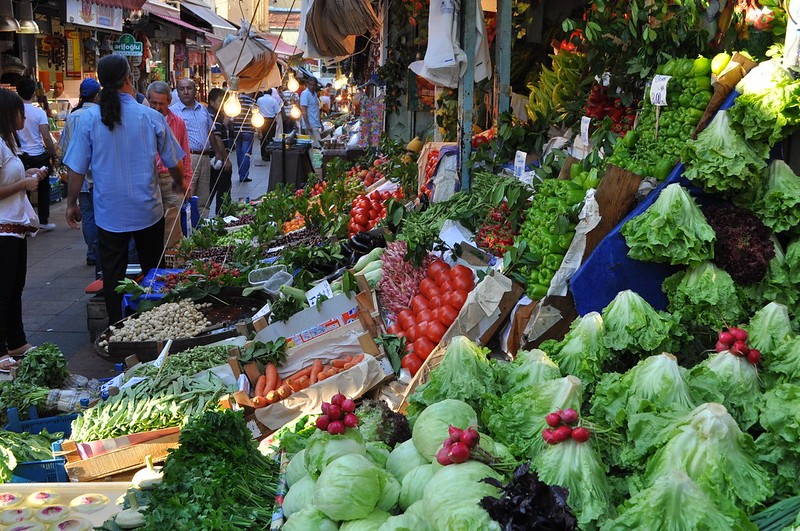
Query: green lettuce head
286 448 308 487
689 351 762 429
339 509 391 531
542 312 609 388
497 348 561 394
385 439 429 482
313 454 381 521
411 399 478 459
746 301 793 355
283 507 339 531
304 427 366 479
422 461 502 531
601 290 674 354
663 261 744 332
399 464 436 510
282 475 315 518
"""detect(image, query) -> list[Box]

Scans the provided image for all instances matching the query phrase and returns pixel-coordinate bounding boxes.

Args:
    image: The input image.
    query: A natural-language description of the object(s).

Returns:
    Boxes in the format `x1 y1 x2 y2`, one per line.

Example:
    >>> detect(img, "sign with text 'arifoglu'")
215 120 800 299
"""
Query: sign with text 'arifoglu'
112 34 143 57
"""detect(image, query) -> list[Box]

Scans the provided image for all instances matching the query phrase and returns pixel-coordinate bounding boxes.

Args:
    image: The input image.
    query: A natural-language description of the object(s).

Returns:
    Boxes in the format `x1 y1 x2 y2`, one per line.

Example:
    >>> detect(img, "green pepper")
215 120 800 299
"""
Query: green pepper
690 92 711 110
557 232 574 251
537 267 555 285
622 130 638 149
543 253 563 271
678 92 693 107
570 163 583 180
662 61 676 76
653 158 674 181
687 76 712 92
685 108 704 122
527 283 548 300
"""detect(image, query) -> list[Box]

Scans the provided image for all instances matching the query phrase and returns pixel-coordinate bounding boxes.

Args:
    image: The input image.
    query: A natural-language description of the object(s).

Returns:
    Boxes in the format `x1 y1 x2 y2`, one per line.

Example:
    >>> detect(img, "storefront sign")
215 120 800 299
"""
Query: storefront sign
65 30 83 79
66 0 123 32
113 34 143 57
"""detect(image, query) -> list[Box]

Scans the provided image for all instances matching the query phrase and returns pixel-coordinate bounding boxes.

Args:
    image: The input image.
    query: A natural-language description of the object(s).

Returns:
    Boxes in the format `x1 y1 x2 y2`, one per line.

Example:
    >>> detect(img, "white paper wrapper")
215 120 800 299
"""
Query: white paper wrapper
548 188 601 297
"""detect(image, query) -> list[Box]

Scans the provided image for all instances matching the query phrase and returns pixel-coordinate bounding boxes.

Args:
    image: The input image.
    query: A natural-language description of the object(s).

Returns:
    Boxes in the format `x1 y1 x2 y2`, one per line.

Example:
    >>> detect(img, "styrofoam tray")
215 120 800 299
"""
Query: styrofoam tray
0 482 129 527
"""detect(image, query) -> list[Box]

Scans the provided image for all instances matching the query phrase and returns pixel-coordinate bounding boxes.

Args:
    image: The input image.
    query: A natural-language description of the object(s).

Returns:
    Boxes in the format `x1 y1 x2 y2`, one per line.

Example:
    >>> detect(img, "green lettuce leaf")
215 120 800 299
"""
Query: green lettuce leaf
763 336 800 386
738 237 799 314
601 290 675 354
755 383 800 498
746 301 793 356
787 239 800 284
683 110 769 194
534 439 615 527
663 261 744 332
689 352 762 429
622 183 716 267
753 160 800 233
601 470 755 531
753 431 800 501
643 403 772 510
542 312 610 388
496 348 561 394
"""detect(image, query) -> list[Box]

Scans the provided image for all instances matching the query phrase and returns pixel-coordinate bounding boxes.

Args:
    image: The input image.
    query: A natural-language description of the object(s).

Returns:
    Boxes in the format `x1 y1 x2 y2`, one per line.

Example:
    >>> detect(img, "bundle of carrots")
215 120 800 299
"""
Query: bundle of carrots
251 354 366 408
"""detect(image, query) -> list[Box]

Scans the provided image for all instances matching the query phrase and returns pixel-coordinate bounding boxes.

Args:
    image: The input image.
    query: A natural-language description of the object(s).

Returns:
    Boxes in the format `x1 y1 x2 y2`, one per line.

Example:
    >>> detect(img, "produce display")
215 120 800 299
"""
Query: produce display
0 430 62 482
347 188 404 237
100 301 212 345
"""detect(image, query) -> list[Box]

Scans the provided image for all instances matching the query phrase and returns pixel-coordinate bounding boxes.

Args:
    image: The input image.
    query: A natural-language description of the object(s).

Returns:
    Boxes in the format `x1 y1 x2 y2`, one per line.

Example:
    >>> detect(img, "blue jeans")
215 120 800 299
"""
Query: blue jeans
235 132 254 182
79 190 101 275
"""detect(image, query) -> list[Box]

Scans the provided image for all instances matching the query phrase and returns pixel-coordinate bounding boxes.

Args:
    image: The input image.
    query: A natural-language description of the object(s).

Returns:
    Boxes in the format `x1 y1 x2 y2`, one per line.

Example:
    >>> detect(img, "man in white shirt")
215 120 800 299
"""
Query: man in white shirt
300 77 322 145
16 78 58 231
256 88 282 161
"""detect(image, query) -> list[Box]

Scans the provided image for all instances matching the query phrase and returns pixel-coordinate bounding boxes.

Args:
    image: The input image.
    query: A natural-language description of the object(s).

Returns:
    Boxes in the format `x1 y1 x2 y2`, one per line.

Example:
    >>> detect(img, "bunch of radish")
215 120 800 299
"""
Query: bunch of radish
542 408 591 445
436 425 481 465
716 326 761 365
316 393 358 435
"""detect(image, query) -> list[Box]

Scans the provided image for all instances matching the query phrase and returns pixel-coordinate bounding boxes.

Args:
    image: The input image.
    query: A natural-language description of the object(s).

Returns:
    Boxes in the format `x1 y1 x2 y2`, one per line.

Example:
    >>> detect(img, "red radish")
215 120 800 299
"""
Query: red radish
316 415 331 430
436 446 452 466
321 402 331 415
718 331 735 346
542 429 557 445
448 442 471 464
327 404 343 420
448 425 463 442
730 327 748 342
715 341 728 353
731 341 750 356
341 399 356 413
461 428 480 448
747 349 761 365
545 413 562 428
331 393 346 407
327 420 345 435
560 408 579 425
553 426 573 443
344 413 359 428
572 427 591 443
443 437 455 448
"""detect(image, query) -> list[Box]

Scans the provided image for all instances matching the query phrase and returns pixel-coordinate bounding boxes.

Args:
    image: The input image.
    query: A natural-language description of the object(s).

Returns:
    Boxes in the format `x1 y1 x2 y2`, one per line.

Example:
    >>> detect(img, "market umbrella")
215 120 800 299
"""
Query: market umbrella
306 0 355 57
214 33 282 93
328 0 380 36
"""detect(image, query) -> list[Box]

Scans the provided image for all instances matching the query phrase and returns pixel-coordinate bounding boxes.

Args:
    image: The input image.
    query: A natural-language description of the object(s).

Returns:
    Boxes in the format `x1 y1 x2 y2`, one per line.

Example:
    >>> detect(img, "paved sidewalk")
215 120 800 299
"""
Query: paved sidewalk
22 153 272 379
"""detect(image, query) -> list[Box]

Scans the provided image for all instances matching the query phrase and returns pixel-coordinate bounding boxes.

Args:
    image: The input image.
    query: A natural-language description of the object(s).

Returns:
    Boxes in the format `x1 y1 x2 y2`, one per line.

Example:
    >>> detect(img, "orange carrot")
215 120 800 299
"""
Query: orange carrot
252 396 267 408
254 375 267 397
331 359 347 368
286 365 314 382
276 384 292 399
316 371 330 381
343 362 353 370
310 359 324 384
288 376 311 392
343 355 354 363
264 363 279 392
266 390 279 403
352 353 365 364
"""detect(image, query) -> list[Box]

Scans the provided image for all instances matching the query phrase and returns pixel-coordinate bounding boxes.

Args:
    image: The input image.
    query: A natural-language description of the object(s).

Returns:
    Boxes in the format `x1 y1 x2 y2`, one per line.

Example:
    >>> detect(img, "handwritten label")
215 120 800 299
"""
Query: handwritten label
514 150 527 179
580 116 591 147
602 72 611 87
649 75 671 106
306 280 334 307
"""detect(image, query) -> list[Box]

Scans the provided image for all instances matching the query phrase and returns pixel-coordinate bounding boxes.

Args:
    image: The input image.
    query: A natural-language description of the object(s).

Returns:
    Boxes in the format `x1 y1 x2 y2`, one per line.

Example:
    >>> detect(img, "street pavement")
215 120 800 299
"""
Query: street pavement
22 152 272 379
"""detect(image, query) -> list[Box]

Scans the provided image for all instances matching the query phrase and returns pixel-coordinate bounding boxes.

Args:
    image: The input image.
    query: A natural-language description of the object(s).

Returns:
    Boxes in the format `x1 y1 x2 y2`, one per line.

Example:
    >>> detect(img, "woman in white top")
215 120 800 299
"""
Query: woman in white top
0 88 48 358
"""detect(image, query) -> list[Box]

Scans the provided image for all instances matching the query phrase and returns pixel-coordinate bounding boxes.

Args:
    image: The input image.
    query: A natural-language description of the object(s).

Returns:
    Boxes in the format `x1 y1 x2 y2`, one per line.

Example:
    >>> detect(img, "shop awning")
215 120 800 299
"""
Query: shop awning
180 1 237 38
256 32 301 58
144 2 207 36
85 0 146 9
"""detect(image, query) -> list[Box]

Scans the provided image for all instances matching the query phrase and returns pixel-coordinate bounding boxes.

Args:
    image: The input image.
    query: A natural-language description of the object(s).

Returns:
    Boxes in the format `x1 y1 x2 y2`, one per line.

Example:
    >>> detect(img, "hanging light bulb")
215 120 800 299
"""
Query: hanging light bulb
290 104 301 120
223 75 241 117
251 107 264 128
287 72 299 92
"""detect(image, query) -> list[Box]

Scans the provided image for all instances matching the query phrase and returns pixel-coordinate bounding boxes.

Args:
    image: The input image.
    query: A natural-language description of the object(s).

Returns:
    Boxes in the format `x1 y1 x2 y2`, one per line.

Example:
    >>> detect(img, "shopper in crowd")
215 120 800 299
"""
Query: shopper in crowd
57 78 102 275
0 88 49 358
207 88 233 215
256 88 281 162
300 77 322 144
171 78 213 217
232 91 257 183
271 85 285 138
64 54 186 326
15 78 58 232
319 85 332 116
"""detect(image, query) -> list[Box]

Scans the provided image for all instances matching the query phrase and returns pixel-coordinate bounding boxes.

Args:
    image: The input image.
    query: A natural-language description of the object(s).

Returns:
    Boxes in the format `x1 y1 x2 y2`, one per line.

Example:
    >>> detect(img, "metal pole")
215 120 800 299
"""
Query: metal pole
459 0 476 191
494 0 512 120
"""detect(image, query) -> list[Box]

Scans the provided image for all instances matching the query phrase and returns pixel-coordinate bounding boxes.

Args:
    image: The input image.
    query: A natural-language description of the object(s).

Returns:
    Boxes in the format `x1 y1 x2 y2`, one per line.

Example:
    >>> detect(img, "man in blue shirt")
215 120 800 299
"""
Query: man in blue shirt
300 77 322 144
64 54 186 324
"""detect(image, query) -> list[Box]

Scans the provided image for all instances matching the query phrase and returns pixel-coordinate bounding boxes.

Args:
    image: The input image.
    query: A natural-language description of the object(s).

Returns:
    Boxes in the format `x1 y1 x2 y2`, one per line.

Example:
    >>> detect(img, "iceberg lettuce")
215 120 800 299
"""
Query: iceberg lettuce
746 302 793 355
689 352 762 429
601 290 675 354
497 349 561 393
662 261 744 332
540 312 609 388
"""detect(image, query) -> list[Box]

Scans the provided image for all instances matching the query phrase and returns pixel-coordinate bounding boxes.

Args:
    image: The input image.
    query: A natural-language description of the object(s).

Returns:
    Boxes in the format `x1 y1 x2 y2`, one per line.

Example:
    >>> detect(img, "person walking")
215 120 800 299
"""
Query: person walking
57 78 102 275
300 77 322 145
170 78 213 217
232 91 257 183
256 88 281 161
0 88 49 358
64 54 186 326
207 88 233 215
16 78 58 232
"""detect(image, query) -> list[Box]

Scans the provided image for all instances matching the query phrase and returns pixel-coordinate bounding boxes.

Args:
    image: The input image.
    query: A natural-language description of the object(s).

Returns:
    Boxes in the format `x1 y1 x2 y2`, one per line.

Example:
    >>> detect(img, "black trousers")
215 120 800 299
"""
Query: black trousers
98 218 164 324
0 236 28 352
19 152 51 224
259 117 277 160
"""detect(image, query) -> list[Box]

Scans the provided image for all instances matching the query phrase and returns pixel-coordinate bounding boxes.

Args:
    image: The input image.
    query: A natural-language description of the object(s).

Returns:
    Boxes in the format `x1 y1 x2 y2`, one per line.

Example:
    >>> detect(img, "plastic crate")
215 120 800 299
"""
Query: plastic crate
11 457 68 483
4 406 79 438
49 177 63 204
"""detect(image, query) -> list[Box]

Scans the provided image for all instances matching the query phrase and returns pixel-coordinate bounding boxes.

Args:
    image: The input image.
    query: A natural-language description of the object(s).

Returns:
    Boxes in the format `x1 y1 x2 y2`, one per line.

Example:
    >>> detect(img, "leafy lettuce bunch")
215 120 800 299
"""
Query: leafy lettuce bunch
704 203 775 285
753 160 800 233
787 239 800 284
601 290 675 355
746 302 794 356
763 335 800 386
622 183 715 267
539 312 609 388
683 110 769 194
756 383 800 498
728 60 800 147
643 403 772 511
689 351 762 429
495 349 561 394
662 261 744 332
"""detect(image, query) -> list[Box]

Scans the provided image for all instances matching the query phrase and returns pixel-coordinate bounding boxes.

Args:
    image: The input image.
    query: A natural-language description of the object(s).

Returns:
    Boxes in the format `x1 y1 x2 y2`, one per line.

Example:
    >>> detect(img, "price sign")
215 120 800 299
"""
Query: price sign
514 150 527 178
580 116 591 147
649 75 671 106
306 280 334 307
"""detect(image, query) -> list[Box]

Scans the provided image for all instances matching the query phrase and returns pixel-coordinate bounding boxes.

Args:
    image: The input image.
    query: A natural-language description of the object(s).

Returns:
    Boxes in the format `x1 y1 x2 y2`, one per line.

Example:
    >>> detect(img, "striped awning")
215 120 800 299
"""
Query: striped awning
84 0 147 9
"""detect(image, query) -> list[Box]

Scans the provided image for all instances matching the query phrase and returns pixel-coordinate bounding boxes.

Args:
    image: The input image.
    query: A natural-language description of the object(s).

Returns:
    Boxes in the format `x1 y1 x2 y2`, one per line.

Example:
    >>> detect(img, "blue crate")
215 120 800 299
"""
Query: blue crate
4 406 78 438
49 177 63 204
11 457 68 483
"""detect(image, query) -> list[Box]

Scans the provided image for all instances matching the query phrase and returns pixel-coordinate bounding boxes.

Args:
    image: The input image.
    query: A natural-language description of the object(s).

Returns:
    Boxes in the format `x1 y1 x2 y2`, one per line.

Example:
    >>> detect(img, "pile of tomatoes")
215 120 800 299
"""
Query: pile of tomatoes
309 181 327 196
388 260 475 376
346 158 388 188
419 149 440 199
348 188 405 236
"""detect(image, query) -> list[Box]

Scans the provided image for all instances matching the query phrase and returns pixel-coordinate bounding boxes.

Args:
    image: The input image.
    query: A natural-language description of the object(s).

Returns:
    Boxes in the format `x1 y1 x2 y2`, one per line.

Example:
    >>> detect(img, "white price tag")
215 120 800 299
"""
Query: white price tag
580 116 591 147
513 150 527 178
222 216 240 224
602 72 611 87
649 75 671 106
306 280 334 307
100 373 124 393
119 376 147 390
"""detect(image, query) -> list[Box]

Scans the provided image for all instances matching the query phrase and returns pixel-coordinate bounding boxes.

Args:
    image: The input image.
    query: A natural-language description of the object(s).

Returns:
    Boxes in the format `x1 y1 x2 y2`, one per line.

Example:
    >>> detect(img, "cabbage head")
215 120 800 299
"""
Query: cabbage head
313 454 381 521
421 461 501 531
282 475 315 518
375 468 401 512
283 507 339 531
385 439 429 482
339 509 391 531
399 464 436 510
286 448 308 487
366 441 391 469
411 399 478 459
305 427 366 479
378 511 430 531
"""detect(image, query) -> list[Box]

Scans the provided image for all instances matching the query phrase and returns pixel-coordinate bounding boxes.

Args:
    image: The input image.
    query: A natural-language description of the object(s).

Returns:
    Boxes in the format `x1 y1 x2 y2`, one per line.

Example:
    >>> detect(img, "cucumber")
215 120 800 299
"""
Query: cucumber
352 247 384 273
359 260 384 276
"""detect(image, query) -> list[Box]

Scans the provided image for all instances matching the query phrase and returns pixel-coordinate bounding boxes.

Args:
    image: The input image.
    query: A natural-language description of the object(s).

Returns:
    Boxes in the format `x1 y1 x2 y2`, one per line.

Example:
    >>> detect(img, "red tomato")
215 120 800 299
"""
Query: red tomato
427 287 443 300
406 325 421 343
401 353 423 375
451 265 474 282
447 289 469 309
416 309 434 323
425 320 448 344
414 337 436 360
427 295 442 309
427 260 451 283
410 294 430 313
419 278 438 298
438 305 459 326
353 213 368 225
438 279 455 291
387 324 402 335
397 309 415 330
453 275 475 292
